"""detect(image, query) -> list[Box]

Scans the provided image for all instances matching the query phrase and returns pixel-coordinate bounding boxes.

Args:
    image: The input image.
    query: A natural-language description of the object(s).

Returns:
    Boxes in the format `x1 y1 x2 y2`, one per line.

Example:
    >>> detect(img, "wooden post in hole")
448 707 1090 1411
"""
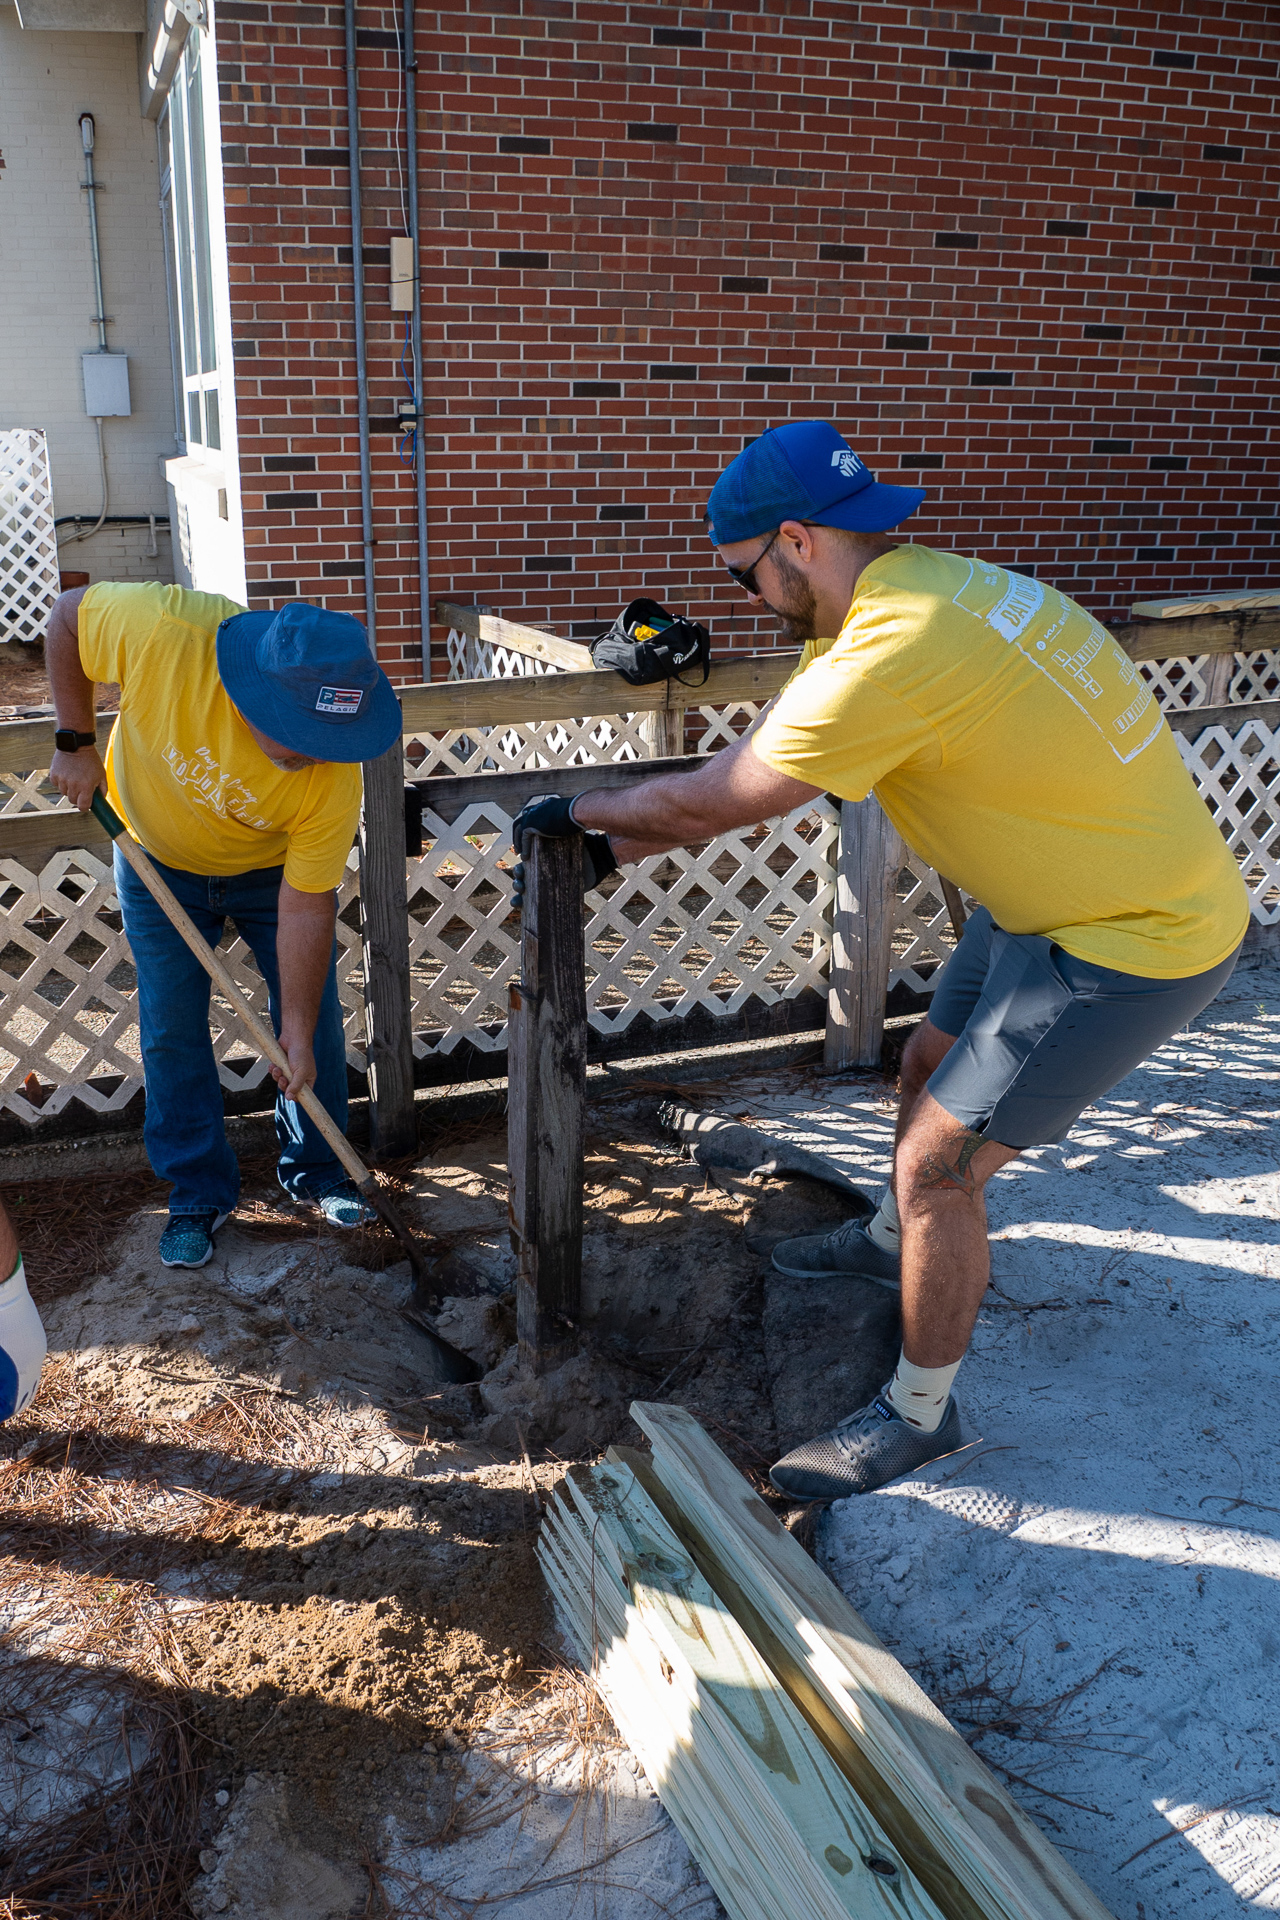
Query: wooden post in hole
824 795 906 1073
508 832 586 1374
358 740 417 1158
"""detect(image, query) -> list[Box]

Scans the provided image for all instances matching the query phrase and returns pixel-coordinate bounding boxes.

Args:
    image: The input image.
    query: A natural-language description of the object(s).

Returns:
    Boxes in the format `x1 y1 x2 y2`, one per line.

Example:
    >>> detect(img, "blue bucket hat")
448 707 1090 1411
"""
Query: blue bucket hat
216 601 402 762
706 420 926 546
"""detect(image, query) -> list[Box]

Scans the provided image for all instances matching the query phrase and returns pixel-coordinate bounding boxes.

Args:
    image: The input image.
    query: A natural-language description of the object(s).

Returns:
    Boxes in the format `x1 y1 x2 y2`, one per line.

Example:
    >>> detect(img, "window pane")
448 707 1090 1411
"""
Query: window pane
205 387 221 451
168 93 198 380
187 390 203 444
185 39 218 377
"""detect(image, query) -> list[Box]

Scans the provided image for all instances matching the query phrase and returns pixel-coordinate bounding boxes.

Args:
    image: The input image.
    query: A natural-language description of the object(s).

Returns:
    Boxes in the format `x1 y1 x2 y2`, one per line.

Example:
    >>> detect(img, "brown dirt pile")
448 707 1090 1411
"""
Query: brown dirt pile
0 1076 866 1913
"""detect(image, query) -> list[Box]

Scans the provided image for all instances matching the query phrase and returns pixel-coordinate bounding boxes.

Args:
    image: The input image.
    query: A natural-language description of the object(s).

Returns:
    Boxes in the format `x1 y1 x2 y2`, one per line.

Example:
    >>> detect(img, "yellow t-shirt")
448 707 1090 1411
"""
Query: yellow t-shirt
78 582 363 892
751 544 1249 979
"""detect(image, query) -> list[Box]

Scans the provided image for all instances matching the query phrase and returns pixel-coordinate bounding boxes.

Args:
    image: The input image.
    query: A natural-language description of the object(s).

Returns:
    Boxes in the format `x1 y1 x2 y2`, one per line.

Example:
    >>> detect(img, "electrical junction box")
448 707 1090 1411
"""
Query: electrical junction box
81 351 131 417
389 236 414 312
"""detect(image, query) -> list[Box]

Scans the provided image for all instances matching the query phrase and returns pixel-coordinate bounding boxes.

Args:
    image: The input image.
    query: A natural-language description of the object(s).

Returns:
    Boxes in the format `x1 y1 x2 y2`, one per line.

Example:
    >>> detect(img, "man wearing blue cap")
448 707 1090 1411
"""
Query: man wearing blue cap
512 420 1248 1500
47 582 403 1270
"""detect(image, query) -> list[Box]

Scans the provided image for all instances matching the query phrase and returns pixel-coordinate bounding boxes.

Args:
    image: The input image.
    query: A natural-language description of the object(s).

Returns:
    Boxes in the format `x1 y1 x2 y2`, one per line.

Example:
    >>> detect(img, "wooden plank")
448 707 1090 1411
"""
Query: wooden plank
540 1457 948 1920
508 832 586 1373
399 651 796 732
629 1403 1116 1920
824 796 905 1074
1113 608 1280 661
412 752 705 826
436 600 596 671
0 713 111 777
0 809 111 864
357 741 417 1158
1131 588 1280 619
1164 696 1280 737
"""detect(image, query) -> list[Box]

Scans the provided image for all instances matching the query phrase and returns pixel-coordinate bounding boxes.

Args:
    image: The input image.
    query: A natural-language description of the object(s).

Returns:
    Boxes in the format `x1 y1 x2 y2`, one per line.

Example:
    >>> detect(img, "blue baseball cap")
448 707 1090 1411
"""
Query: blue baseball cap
706 420 926 545
217 601 402 762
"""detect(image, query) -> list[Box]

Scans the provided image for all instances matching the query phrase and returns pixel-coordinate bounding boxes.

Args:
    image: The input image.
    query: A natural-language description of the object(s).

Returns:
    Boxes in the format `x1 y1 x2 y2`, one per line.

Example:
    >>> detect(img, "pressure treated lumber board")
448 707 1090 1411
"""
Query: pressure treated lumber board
538 1456 949 1920
627 1404 1116 1920
436 600 595 671
1130 588 1280 619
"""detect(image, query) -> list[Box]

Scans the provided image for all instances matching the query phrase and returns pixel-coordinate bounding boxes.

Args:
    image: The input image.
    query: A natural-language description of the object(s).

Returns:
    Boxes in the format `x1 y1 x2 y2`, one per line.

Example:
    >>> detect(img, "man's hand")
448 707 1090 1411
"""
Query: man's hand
272 1026 318 1101
509 793 619 913
50 745 107 812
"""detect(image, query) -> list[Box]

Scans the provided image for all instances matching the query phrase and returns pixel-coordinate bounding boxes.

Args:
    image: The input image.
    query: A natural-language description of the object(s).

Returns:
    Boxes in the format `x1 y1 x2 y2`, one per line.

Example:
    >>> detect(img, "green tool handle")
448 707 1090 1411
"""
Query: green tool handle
91 789 371 1192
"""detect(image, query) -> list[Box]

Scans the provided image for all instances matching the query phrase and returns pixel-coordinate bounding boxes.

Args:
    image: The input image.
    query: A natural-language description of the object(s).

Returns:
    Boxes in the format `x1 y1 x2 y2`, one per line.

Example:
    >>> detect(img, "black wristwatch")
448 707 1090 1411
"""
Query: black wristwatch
54 729 97 753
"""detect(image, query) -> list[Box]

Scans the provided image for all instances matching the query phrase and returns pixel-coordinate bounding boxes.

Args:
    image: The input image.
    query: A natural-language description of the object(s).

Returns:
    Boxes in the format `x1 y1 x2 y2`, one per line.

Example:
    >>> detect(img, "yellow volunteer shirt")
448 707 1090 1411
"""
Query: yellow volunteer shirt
78 582 363 892
752 544 1249 979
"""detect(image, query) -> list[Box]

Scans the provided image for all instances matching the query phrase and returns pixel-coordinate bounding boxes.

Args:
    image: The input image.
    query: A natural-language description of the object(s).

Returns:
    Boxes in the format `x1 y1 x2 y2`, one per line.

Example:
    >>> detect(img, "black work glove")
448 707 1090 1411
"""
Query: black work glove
509 794 619 914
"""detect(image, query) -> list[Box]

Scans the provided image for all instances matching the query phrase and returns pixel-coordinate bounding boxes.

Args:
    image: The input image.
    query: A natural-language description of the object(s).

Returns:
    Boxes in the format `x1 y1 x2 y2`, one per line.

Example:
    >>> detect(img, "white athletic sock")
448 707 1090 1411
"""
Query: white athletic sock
864 1187 900 1254
885 1351 961 1434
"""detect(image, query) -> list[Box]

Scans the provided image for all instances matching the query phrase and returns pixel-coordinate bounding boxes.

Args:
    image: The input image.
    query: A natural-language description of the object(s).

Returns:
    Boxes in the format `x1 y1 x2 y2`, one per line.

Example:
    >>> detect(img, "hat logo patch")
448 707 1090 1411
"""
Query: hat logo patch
316 685 363 716
830 449 865 477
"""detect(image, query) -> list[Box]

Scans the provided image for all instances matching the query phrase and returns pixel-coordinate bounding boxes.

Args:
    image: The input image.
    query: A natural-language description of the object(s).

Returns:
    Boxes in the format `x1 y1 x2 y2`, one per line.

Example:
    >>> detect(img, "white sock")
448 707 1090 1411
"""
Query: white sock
885 1351 961 1434
864 1187 900 1253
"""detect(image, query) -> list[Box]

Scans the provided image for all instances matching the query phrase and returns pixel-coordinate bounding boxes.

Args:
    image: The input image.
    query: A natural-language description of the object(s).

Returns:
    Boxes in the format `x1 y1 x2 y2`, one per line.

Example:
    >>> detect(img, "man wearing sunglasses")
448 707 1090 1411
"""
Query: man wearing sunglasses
510 419 1248 1501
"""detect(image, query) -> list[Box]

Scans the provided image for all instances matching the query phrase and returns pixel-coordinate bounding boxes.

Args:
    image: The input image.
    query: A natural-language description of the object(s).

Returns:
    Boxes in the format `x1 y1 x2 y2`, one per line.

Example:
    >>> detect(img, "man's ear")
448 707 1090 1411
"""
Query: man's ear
778 518 817 565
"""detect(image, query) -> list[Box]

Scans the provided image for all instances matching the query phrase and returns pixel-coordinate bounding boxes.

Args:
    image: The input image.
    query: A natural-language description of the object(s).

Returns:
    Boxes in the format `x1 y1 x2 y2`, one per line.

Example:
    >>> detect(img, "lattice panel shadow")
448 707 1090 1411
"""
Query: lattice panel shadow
405 797 837 1056
1176 716 1280 925
0 429 61 646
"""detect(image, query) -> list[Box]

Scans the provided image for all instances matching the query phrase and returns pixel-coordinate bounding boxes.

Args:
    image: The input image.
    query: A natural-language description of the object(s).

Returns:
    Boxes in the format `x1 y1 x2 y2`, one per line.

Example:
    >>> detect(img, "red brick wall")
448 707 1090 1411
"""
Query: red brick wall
215 0 1279 679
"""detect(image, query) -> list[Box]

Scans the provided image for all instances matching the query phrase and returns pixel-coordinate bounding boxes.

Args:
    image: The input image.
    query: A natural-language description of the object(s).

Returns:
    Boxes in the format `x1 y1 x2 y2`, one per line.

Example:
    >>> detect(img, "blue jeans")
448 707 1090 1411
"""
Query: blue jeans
114 849 351 1215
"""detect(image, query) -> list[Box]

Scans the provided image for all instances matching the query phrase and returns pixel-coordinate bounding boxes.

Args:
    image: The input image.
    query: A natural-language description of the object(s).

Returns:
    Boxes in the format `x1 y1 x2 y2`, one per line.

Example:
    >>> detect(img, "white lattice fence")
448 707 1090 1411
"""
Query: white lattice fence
0 844 369 1118
1138 651 1280 708
1 669 1278 1121
404 796 837 1058
0 429 61 648
1177 714 1280 925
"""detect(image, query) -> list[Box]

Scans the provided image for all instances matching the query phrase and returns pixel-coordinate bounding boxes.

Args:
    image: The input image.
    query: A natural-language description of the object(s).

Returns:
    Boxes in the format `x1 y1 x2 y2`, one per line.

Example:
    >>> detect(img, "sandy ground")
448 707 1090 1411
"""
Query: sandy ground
0 1095 838 1916
3 961 1277 1915
732 962 1280 1920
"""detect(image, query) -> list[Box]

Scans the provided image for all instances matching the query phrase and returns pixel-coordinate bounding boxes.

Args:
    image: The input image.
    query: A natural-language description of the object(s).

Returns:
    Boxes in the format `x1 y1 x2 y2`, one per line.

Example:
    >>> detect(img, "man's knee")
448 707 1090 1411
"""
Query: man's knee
900 1018 957 1098
895 1091 1017 1205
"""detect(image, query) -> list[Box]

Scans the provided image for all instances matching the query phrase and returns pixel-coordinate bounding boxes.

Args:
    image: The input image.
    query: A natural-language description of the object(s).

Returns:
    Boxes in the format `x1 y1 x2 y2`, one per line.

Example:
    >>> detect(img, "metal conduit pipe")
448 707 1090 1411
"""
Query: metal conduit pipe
344 1 418 1159
403 0 431 679
343 0 377 653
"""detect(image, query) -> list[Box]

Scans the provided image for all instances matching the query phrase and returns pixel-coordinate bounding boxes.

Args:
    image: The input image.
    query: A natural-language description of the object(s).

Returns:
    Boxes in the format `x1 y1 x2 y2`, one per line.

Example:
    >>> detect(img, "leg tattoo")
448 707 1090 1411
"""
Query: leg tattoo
917 1129 987 1200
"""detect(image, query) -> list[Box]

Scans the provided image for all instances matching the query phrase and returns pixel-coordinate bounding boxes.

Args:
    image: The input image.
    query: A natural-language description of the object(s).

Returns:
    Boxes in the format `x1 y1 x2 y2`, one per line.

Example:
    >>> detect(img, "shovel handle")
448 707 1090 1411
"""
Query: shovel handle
92 791 371 1190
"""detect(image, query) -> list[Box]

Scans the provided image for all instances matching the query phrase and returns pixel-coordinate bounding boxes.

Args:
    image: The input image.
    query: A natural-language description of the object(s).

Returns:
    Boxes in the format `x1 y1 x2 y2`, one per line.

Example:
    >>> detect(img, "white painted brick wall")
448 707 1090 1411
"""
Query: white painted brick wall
0 5 176 591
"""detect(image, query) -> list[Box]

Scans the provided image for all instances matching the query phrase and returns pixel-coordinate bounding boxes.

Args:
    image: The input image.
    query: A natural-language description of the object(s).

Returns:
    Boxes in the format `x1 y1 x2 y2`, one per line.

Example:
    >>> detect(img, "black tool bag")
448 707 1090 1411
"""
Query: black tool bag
589 597 711 686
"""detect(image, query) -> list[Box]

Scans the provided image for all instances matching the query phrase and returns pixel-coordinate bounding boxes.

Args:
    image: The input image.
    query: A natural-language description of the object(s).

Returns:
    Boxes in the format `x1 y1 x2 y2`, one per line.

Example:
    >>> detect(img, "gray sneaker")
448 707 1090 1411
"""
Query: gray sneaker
771 1216 900 1288
769 1391 962 1500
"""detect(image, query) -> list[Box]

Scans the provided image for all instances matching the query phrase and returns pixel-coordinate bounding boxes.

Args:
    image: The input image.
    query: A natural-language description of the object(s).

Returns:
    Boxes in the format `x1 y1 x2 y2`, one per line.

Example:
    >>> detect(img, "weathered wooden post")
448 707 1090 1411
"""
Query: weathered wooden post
508 831 587 1374
640 700 683 759
358 739 418 1158
823 795 906 1073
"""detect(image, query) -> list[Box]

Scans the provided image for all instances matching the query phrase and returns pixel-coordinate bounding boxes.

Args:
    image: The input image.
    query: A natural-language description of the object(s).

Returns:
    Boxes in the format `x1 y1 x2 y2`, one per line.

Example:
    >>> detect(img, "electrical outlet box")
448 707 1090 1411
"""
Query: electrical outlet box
82 352 132 417
389 236 414 312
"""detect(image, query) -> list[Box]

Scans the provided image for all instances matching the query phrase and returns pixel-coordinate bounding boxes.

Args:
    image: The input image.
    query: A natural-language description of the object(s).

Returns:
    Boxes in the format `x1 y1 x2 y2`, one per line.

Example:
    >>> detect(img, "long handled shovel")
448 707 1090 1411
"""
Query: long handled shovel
91 791 478 1382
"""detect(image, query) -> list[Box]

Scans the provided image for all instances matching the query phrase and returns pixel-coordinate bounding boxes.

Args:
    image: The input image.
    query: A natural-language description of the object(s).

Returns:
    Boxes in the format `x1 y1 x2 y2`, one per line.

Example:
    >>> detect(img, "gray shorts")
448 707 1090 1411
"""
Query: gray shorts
926 906 1241 1149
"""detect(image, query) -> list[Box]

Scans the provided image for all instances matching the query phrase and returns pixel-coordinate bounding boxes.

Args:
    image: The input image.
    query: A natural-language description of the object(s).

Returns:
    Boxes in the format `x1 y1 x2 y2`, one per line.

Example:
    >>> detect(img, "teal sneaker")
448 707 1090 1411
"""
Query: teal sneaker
159 1210 229 1270
313 1182 377 1229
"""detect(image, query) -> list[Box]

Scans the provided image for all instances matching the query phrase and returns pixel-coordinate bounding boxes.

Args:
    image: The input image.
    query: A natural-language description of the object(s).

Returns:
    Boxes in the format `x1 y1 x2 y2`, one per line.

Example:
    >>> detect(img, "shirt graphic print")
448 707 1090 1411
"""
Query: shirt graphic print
948 558 1161 764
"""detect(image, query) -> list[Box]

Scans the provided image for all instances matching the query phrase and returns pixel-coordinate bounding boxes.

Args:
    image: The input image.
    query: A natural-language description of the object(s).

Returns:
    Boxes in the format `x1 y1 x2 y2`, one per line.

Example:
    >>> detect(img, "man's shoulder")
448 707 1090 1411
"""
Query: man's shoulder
83 581 245 638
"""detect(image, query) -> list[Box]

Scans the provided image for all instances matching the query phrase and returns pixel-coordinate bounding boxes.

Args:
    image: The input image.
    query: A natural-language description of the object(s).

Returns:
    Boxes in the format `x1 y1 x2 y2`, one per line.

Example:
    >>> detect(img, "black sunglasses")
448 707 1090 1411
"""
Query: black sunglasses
723 527 781 596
